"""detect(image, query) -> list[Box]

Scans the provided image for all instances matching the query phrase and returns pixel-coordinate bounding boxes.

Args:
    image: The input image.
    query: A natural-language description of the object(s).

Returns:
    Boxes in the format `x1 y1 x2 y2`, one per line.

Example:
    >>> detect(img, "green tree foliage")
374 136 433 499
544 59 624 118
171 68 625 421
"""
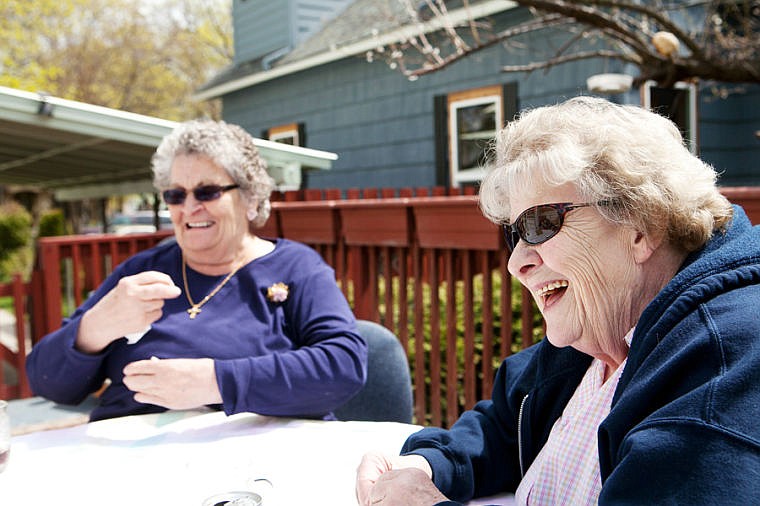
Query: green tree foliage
0 0 232 120
0 202 31 260
0 202 32 281
38 209 68 237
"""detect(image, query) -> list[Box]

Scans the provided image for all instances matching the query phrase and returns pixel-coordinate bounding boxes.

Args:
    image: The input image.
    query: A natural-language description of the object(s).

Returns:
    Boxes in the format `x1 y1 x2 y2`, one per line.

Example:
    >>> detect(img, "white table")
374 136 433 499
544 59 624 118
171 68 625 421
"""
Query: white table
0 409 514 505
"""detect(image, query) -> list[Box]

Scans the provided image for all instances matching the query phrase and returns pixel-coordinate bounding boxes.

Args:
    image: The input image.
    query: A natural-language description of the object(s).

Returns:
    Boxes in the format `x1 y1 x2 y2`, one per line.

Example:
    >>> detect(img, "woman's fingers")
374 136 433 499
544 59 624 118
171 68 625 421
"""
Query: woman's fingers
123 358 222 409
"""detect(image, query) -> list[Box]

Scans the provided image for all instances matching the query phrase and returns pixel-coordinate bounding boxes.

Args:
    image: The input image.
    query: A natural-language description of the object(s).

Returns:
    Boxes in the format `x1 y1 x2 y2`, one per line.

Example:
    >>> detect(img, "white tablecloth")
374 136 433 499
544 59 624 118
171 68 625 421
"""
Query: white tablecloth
0 409 514 505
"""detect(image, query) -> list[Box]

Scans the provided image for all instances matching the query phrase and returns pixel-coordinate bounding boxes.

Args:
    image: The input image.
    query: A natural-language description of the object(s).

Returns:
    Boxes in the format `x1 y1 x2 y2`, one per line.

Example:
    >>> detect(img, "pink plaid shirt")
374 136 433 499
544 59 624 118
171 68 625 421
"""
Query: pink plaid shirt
515 329 634 506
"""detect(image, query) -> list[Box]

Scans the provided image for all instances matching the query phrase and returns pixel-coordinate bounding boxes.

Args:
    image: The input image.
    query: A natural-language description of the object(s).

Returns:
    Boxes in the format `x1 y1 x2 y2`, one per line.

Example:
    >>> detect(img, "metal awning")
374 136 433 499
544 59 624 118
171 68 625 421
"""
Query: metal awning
0 86 337 201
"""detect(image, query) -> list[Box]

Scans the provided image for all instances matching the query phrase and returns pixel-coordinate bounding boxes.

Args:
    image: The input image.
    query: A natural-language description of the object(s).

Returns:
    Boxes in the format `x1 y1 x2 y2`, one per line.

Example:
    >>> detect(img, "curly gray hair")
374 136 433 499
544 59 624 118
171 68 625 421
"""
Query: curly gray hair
151 120 274 228
479 96 733 252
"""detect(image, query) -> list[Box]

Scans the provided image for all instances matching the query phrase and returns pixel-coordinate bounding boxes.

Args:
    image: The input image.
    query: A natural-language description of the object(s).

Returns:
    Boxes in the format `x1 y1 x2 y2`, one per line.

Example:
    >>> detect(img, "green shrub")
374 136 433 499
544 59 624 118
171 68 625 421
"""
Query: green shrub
376 268 544 426
0 202 32 281
0 202 31 260
38 208 68 237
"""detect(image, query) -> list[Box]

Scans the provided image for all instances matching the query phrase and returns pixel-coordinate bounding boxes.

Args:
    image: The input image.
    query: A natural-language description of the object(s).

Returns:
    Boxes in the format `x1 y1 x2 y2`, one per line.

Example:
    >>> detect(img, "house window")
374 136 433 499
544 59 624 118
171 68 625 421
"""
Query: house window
448 86 502 187
642 80 698 154
266 123 305 146
434 84 517 188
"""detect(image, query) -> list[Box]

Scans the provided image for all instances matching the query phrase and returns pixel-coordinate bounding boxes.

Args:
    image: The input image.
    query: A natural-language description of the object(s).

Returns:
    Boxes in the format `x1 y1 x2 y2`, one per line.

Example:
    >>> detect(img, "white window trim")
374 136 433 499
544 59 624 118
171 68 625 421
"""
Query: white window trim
448 93 503 187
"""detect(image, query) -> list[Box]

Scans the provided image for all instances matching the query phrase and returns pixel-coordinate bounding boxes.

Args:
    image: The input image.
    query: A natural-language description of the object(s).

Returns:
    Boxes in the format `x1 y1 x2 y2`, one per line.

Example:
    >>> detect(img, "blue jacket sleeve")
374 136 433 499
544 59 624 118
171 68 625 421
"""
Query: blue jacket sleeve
401 341 590 503
400 346 540 502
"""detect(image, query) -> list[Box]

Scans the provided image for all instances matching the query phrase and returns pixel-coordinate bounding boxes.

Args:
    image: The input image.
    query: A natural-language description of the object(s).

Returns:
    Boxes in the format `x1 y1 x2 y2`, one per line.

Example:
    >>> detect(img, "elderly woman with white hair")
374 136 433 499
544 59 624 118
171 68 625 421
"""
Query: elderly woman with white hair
356 96 760 505
27 120 367 422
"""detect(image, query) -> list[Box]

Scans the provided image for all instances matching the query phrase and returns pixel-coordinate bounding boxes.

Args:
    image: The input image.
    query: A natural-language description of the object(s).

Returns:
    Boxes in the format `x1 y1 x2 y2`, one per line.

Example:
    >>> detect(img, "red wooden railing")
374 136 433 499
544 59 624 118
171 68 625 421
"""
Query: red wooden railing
2 185 759 426
34 231 174 334
0 273 42 399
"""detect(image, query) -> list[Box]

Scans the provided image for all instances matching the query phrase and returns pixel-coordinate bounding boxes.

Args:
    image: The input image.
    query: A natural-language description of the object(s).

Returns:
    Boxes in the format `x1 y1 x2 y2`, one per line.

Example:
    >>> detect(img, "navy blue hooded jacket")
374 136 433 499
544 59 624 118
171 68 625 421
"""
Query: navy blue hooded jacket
403 205 760 505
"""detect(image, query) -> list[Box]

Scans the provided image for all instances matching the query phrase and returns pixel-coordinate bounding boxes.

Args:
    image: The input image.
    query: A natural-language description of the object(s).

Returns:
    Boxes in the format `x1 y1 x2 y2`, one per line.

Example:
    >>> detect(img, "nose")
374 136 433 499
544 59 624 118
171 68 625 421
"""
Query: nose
181 192 204 213
507 241 541 280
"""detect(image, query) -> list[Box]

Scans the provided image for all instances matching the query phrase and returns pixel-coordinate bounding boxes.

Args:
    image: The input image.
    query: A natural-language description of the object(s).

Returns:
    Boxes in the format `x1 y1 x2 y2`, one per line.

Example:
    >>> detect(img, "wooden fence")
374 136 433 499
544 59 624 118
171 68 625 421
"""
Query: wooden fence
2 186 759 427
0 273 40 399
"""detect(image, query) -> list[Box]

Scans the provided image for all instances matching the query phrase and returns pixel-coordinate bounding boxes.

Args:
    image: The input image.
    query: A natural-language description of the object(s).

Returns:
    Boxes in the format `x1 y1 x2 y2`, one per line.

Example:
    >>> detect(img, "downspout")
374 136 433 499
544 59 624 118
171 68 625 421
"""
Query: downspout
262 46 292 70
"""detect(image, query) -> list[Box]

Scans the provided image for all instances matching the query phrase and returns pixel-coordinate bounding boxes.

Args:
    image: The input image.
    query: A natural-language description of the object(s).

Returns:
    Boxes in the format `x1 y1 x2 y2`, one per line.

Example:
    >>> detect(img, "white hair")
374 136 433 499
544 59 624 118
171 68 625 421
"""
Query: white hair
151 120 274 227
479 96 733 252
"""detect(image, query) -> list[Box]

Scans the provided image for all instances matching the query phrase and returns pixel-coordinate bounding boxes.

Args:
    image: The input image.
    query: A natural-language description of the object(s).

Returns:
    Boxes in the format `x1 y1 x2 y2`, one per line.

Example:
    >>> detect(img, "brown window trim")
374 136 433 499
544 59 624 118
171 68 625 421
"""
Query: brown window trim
266 122 304 146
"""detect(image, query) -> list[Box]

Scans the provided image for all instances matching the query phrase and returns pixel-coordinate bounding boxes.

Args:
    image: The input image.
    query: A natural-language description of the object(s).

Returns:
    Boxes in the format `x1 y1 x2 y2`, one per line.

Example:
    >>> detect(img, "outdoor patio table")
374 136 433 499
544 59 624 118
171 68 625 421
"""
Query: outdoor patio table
0 409 514 505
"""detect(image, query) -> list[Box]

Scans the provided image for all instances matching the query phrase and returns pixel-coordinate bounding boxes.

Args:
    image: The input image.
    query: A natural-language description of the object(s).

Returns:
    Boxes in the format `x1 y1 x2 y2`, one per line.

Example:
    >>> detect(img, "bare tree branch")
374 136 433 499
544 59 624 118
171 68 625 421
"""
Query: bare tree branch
501 49 641 73
403 13 570 77
545 0 707 58
368 0 759 90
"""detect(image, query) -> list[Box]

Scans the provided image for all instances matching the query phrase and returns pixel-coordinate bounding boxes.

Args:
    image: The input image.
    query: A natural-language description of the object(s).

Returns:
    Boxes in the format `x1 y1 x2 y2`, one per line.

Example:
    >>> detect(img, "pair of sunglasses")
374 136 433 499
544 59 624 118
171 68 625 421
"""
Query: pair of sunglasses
502 202 600 252
162 184 239 205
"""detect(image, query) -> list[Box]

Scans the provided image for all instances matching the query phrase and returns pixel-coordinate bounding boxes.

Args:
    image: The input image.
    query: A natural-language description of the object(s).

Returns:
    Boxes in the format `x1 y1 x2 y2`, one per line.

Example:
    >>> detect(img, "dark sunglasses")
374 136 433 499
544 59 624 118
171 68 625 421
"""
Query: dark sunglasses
162 184 239 205
502 202 601 252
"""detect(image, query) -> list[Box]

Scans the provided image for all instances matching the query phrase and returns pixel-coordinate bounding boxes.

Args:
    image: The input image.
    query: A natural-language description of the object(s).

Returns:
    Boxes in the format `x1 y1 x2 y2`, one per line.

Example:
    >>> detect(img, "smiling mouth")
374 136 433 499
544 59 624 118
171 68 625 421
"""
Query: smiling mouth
186 221 213 229
536 280 569 305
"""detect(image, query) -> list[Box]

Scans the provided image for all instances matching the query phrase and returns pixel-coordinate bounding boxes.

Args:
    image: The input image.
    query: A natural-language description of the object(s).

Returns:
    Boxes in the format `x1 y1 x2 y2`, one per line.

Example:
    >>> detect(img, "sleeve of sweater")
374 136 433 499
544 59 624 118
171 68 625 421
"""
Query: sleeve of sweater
400 346 541 503
25 267 124 405
214 262 368 417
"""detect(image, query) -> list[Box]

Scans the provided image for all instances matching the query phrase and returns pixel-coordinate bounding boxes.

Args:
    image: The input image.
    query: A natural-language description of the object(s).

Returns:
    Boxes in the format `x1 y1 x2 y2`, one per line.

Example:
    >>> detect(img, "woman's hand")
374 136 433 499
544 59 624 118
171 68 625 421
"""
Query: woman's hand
122 357 223 409
356 452 438 506
76 271 181 353
367 468 449 506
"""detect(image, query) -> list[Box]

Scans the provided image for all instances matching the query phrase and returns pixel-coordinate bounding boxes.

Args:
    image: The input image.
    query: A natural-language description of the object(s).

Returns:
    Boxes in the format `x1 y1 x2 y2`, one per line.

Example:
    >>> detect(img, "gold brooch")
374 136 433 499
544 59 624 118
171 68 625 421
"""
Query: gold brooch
267 282 289 303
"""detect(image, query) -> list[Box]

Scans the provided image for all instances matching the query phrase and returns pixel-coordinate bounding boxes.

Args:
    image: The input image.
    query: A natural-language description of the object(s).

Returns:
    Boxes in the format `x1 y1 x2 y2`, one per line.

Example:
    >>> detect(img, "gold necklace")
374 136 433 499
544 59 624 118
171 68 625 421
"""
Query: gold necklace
182 255 244 319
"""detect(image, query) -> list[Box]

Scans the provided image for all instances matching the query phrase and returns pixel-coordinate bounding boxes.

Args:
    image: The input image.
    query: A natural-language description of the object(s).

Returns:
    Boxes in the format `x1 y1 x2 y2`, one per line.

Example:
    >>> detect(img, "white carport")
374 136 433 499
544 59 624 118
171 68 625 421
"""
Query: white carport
0 86 336 202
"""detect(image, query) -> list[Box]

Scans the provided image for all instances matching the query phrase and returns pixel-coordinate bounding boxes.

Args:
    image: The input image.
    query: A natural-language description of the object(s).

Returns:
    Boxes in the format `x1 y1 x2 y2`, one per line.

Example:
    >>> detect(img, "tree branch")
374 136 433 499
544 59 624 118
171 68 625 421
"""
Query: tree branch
567 0 707 59
405 13 570 77
381 0 759 87
512 0 653 55
501 49 641 73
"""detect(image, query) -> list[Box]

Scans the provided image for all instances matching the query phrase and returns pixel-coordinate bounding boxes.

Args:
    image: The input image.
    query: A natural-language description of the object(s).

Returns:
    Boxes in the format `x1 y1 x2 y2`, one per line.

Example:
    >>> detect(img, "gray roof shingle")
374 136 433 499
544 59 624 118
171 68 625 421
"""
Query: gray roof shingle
197 0 489 94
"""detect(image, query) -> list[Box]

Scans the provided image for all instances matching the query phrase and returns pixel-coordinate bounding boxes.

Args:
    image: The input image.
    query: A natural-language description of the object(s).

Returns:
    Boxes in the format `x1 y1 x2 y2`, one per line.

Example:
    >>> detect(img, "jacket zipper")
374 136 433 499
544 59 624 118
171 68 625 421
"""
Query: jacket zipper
517 393 529 478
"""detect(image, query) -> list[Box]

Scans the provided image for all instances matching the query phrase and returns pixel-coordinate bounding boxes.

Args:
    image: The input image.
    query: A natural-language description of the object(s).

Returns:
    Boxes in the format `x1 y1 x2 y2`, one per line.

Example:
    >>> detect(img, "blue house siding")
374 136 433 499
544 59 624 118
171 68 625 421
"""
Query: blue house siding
232 0 353 65
232 0 291 64
699 85 760 186
220 4 759 191
223 40 610 190
293 1 354 45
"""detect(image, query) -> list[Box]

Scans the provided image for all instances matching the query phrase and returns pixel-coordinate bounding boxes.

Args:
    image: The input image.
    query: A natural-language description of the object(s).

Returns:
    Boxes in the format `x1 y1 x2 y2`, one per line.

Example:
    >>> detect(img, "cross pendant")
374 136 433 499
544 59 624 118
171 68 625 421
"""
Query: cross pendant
187 306 201 319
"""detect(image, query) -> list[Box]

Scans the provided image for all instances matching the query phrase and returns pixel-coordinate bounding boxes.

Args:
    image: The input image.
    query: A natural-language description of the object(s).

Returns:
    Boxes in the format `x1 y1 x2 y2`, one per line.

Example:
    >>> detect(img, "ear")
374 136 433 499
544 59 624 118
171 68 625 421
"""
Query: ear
629 228 662 265
246 200 259 222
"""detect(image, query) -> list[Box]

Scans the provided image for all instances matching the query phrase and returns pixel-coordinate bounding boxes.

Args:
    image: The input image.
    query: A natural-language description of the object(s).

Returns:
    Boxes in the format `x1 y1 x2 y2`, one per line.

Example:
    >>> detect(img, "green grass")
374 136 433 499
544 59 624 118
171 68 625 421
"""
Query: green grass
0 296 13 312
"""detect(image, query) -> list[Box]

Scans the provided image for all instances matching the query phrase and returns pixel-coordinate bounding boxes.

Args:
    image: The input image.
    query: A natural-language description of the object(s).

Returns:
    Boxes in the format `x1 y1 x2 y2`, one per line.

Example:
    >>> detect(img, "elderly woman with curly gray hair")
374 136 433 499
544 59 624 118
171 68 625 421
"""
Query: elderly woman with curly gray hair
27 120 367 422
357 96 760 505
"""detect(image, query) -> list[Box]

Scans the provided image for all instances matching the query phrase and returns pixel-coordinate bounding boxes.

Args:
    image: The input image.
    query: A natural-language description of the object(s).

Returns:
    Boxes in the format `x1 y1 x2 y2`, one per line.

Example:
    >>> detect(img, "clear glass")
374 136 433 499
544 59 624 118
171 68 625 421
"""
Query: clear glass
0 399 9 473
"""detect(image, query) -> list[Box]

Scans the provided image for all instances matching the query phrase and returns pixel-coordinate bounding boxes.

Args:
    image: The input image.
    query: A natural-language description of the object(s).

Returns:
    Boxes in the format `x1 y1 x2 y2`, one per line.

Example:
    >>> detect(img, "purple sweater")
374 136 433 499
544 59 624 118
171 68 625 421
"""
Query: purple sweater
26 238 367 421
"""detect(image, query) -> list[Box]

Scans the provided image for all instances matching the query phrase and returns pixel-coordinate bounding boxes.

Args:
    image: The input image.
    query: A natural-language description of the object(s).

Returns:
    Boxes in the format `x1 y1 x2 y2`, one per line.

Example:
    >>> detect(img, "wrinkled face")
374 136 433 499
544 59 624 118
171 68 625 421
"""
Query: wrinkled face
506 181 639 360
166 154 249 266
